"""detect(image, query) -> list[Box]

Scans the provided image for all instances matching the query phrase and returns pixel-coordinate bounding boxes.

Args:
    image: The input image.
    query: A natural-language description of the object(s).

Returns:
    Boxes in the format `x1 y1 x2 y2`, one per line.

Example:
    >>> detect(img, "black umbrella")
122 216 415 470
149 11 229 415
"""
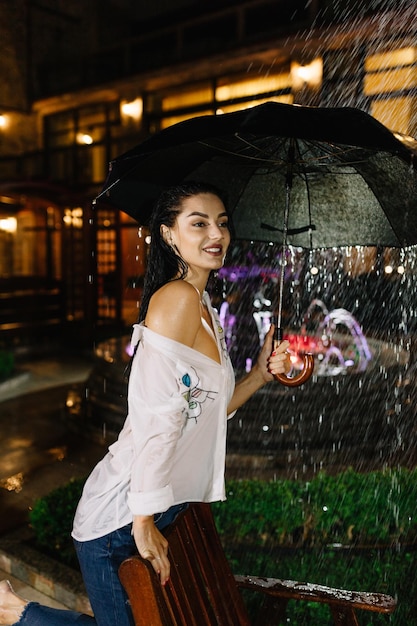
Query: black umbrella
96 102 417 247
95 102 417 385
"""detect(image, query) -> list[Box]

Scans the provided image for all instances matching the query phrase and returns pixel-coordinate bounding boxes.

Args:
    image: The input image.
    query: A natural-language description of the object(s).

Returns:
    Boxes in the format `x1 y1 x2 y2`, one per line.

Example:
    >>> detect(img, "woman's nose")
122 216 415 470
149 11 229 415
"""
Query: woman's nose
209 224 224 238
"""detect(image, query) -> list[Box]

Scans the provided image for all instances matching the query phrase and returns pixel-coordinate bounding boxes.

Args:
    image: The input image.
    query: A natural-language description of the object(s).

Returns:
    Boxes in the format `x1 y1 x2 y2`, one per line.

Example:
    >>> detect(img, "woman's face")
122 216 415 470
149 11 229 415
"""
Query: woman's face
169 192 230 276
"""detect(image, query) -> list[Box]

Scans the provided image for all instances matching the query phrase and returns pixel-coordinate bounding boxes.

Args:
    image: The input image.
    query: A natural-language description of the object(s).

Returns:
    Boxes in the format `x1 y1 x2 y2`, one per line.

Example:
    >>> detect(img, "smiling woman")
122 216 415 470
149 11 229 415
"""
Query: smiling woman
0 182 291 626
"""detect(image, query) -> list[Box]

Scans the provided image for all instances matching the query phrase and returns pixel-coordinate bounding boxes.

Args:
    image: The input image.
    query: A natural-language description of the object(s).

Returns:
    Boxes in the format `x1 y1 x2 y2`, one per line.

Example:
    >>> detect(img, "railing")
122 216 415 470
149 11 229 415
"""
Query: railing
0 277 65 347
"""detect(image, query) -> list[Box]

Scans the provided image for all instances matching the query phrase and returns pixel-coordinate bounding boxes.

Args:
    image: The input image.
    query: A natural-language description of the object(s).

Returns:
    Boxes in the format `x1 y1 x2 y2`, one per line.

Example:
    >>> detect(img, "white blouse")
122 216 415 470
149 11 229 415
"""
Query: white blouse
72 294 235 541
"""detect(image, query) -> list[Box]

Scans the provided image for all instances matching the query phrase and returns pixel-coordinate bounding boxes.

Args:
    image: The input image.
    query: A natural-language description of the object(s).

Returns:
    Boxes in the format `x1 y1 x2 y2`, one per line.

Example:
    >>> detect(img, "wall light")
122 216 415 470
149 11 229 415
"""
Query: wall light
291 58 323 91
63 207 83 228
0 114 8 129
0 217 17 233
76 132 93 145
121 98 143 120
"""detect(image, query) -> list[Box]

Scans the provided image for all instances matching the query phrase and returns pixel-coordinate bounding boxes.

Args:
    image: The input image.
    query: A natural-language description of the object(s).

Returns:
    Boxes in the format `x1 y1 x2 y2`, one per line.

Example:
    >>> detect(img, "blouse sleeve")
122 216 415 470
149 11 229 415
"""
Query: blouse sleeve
126 331 189 516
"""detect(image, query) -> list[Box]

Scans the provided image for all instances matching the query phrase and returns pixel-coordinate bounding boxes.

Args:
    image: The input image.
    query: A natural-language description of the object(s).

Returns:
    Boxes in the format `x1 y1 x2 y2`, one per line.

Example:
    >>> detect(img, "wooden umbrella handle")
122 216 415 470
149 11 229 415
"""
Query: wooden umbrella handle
274 353 315 387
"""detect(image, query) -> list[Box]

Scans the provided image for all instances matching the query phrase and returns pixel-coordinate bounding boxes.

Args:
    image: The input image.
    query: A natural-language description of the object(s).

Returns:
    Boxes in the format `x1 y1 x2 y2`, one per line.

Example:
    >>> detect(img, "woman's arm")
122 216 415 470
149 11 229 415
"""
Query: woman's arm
132 515 170 586
130 281 202 584
227 324 290 414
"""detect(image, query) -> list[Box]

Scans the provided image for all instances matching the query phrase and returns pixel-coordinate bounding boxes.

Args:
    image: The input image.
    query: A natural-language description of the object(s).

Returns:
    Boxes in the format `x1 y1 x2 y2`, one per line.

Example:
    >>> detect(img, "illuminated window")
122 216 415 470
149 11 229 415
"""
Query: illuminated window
371 97 415 136
217 95 293 115
161 110 213 130
150 68 293 131
365 47 417 134
44 102 119 184
45 102 120 148
161 84 213 112
216 72 292 102
365 47 417 72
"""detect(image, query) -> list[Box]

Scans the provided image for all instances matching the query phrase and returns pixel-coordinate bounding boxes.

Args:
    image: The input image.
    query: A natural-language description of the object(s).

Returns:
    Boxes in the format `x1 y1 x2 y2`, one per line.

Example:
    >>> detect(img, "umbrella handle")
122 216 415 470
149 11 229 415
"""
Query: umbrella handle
274 353 315 387
273 326 314 387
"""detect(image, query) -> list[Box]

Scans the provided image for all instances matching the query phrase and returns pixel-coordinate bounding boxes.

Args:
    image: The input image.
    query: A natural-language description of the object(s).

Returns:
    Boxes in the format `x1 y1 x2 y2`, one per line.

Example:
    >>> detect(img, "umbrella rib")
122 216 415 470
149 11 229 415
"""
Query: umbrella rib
294 140 314 249
199 136 394 172
94 176 124 202
199 136 289 166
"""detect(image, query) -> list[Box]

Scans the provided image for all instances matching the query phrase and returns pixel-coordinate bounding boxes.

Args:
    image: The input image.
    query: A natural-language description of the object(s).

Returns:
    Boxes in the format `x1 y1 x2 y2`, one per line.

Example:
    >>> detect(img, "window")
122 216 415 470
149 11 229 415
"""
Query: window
365 47 417 135
147 68 293 131
44 102 120 184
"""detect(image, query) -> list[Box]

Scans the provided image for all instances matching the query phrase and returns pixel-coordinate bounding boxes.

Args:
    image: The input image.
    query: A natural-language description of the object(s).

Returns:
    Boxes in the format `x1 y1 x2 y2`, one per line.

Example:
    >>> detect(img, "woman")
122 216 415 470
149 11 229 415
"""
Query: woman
0 181 290 626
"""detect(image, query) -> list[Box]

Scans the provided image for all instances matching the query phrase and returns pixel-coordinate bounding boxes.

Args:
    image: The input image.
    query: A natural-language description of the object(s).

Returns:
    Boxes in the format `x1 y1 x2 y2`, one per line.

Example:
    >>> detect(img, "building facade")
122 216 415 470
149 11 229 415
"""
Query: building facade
0 0 416 348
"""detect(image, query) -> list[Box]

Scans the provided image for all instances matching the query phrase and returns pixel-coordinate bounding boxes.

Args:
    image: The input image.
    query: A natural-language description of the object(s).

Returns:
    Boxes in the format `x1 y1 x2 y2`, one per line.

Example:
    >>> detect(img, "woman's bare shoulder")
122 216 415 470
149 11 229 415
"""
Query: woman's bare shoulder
146 281 201 345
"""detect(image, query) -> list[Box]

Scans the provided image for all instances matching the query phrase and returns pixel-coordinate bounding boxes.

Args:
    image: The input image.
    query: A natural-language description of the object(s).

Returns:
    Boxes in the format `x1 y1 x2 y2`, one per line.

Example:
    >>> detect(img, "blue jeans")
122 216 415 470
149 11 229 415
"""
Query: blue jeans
14 504 188 626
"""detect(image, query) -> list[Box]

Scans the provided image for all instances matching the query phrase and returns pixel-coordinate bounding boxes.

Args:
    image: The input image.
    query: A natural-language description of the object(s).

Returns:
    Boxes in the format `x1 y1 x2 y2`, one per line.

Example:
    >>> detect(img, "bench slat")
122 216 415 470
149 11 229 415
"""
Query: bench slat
119 503 397 625
235 574 397 612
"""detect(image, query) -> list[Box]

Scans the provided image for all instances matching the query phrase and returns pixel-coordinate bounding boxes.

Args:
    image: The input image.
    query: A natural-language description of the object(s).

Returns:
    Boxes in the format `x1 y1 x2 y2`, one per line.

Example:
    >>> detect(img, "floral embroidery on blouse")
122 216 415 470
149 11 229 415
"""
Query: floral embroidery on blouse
212 309 229 360
180 367 217 422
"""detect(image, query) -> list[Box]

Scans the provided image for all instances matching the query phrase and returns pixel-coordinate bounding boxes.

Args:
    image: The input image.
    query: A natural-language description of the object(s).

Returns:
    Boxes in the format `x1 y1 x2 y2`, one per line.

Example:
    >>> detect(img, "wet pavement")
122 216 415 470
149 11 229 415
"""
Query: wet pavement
0 354 108 535
0 354 108 609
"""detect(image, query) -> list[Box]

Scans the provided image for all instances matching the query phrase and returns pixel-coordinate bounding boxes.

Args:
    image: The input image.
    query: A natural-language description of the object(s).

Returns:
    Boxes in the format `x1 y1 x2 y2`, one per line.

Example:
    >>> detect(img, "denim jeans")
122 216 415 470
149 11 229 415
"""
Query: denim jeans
13 503 188 626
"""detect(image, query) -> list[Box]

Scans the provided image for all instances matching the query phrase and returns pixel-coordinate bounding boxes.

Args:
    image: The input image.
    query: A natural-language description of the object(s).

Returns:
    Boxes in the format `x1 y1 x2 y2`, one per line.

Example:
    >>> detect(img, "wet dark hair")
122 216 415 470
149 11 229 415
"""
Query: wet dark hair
138 181 227 322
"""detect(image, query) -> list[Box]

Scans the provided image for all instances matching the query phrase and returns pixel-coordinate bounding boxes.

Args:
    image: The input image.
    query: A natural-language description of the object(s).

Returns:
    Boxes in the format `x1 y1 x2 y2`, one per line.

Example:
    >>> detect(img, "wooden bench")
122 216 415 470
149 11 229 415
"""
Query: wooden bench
119 503 396 626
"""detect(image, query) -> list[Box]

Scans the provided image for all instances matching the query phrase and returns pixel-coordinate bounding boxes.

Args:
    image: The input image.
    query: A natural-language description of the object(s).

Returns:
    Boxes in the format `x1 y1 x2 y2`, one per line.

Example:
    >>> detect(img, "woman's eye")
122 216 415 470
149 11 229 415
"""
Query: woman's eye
219 222 229 229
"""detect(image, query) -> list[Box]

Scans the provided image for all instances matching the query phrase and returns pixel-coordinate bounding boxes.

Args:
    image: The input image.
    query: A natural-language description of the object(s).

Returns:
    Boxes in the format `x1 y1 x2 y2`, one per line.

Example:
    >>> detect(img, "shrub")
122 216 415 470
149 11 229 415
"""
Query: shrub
211 467 417 548
29 468 417 622
0 350 14 380
29 477 85 568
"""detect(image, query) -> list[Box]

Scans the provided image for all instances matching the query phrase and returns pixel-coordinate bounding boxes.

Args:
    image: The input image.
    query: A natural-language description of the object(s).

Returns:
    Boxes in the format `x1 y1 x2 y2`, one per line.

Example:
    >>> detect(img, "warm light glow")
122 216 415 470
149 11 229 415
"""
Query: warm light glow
63 207 83 228
384 264 394 274
344 246 376 276
0 217 17 232
0 472 24 493
216 95 293 115
371 97 413 134
76 132 93 145
365 47 417 135
160 110 212 129
121 98 143 120
162 87 212 112
365 47 417 71
365 67 417 95
291 58 323 90
216 73 291 102
0 114 7 129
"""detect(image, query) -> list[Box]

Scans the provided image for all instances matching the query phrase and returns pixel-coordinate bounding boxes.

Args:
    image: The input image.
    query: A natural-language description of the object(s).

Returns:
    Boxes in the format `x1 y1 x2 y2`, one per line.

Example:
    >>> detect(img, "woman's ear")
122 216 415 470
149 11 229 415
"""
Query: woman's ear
161 226 171 244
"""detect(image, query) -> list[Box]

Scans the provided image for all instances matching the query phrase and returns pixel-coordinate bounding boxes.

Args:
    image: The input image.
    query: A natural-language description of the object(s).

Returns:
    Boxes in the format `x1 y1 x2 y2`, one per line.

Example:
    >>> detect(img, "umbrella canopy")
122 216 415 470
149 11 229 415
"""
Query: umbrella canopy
96 102 417 248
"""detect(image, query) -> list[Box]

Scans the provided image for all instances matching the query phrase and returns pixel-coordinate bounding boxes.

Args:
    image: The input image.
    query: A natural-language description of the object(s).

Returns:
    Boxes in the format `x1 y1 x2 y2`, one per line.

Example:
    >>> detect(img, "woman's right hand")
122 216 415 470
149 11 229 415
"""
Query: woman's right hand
132 515 170 585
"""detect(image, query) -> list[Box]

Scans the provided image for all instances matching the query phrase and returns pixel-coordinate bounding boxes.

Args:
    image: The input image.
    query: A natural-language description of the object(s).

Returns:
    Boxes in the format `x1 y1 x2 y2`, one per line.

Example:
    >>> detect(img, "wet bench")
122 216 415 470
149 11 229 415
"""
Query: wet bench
119 502 397 626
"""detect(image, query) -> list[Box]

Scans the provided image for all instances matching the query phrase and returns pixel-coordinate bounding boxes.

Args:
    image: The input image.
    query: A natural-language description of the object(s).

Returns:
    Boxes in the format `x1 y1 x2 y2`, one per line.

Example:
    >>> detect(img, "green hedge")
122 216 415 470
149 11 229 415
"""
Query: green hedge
30 468 417 624
0 350 14 380
29 477 85 567
211 467 417 547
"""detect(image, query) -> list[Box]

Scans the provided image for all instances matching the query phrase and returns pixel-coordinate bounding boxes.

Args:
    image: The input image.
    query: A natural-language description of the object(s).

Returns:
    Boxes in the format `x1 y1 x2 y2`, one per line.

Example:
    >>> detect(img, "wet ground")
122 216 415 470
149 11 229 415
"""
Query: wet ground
0 355 108 608
0 356 108 536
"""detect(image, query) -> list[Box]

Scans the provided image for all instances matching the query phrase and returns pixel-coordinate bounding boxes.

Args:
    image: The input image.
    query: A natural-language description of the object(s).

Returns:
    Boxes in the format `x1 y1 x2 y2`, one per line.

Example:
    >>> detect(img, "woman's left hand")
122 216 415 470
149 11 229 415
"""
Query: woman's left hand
259 324 291 383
